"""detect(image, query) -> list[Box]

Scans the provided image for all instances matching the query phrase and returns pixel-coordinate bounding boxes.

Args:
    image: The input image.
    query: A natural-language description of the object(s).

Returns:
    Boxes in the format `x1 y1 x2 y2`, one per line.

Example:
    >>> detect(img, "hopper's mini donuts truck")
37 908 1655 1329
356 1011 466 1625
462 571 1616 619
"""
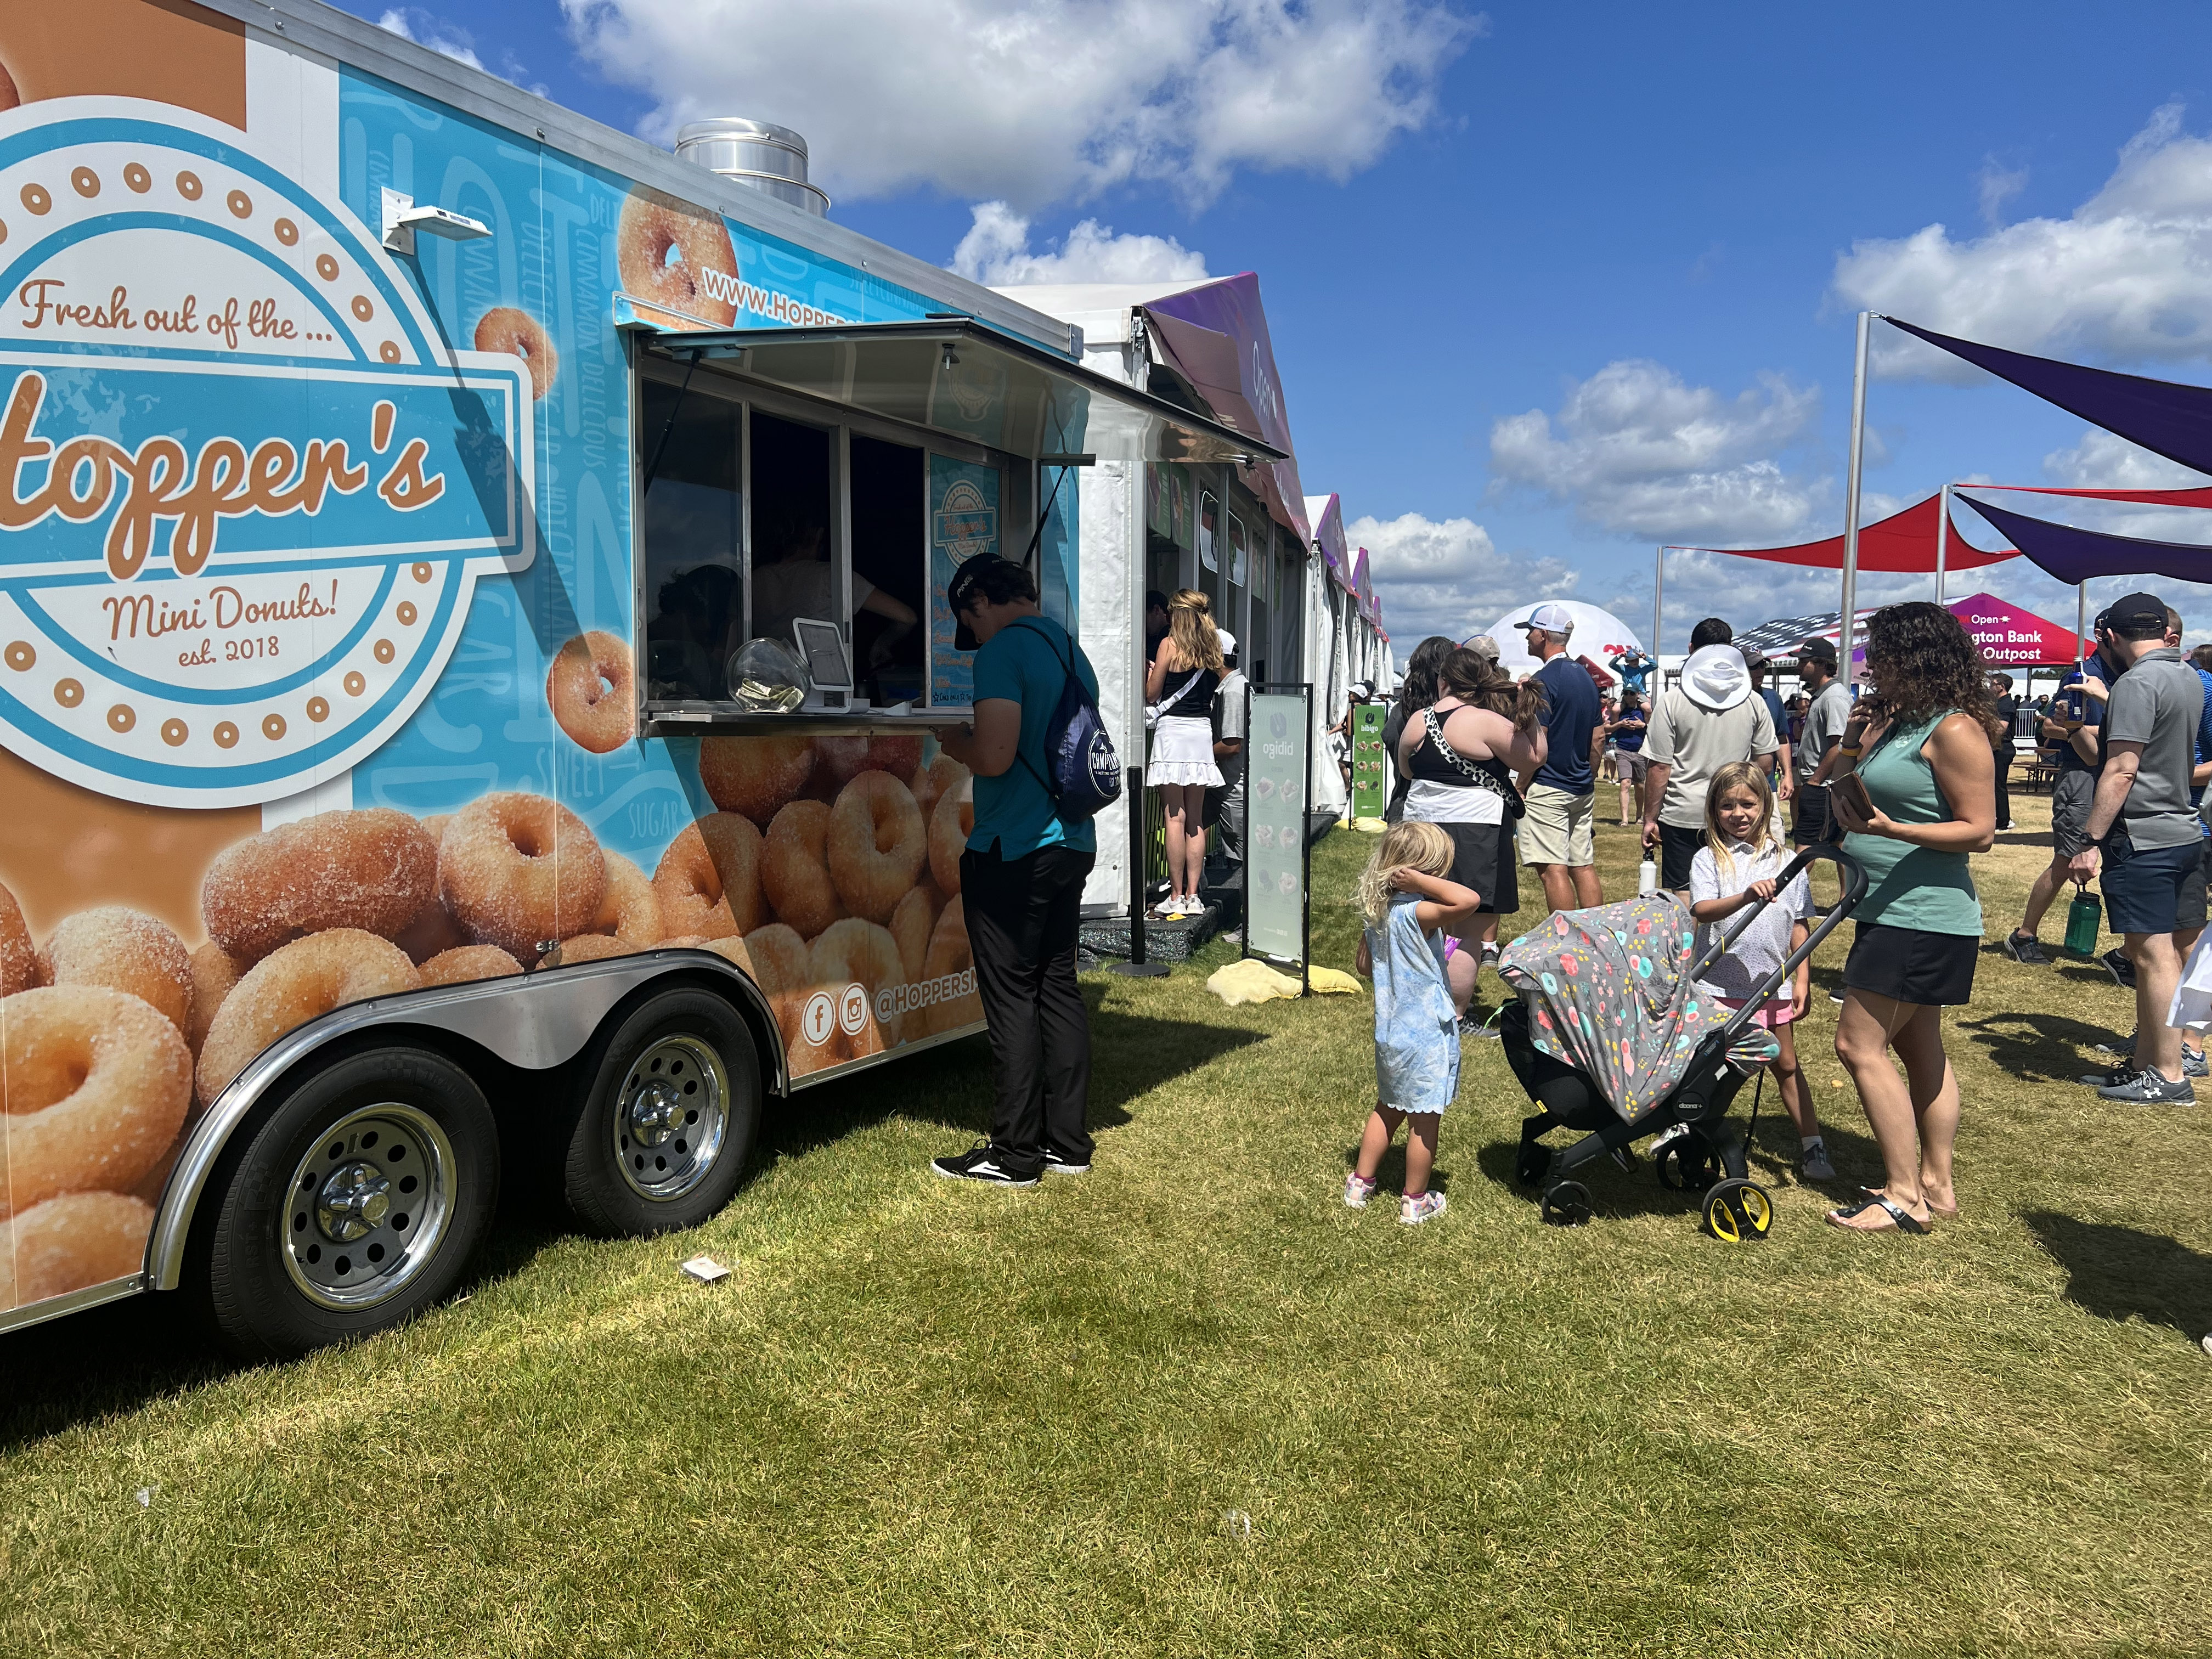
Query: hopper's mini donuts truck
0 0 1264 1356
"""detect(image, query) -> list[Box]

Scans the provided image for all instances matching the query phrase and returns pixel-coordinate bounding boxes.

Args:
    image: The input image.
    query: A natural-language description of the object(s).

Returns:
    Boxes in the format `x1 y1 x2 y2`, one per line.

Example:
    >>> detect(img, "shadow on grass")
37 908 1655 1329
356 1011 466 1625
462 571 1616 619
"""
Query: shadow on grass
762 984 1265 1161
1954 1009 2126 1082
2023 1211 2212 1341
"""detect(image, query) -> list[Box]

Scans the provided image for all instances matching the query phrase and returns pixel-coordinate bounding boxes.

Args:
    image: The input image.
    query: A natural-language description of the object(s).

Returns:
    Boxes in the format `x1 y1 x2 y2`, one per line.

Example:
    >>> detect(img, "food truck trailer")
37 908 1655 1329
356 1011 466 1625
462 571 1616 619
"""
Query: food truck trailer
0 0 1277 1355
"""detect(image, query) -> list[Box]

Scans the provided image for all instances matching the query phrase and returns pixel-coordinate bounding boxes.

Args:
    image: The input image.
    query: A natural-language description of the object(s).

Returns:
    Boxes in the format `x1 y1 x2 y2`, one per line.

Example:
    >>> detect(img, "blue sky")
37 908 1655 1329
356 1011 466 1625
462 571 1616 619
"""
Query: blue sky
360 0 2212 652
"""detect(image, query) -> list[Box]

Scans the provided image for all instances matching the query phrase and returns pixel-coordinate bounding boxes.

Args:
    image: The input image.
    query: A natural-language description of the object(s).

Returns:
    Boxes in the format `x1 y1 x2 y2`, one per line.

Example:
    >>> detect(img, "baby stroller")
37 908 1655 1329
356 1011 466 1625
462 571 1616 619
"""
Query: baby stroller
1496 844 1865 1239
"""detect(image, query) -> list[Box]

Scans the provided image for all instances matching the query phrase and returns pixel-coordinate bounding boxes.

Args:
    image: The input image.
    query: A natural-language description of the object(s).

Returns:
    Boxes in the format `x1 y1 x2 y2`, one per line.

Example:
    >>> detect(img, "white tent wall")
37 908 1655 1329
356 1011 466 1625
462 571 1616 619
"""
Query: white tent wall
997 280 1321 909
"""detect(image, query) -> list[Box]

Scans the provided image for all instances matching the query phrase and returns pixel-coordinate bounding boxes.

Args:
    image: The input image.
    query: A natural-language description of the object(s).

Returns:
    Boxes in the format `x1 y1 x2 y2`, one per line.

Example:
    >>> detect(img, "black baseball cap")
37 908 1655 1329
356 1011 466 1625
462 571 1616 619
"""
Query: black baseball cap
1797 636 1838 667
945 555 1034 652
2102 591 2169 634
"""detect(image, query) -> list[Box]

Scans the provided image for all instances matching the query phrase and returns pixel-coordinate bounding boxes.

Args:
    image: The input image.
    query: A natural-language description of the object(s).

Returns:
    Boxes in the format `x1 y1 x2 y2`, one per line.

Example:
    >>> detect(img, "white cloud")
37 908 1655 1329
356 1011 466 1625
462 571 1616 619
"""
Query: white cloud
1833 103 2212 379
1488 359 1824 544
377 7 485 71
952 202 1207 286
1976 157 2029 228
1347 511 1577 642
2042 425 2207 489
560 0 1483 208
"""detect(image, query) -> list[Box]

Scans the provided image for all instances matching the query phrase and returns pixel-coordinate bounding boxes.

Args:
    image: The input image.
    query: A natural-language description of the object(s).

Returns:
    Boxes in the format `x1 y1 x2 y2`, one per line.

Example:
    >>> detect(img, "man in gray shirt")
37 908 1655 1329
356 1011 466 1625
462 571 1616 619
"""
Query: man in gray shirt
1792 636 1849 844
2074 591 2206 1103
1641 618 1782 891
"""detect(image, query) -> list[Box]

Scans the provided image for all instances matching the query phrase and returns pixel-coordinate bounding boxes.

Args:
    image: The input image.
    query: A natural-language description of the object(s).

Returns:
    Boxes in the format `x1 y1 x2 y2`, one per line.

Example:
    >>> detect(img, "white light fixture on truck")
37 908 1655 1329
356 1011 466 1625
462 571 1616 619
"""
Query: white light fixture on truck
380 188 494 256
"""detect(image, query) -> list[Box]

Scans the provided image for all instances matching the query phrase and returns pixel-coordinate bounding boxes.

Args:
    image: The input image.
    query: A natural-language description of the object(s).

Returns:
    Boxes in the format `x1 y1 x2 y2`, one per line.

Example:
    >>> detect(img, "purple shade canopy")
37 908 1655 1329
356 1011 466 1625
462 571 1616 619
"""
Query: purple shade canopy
1959 494 2212 585
1887 317 2212 480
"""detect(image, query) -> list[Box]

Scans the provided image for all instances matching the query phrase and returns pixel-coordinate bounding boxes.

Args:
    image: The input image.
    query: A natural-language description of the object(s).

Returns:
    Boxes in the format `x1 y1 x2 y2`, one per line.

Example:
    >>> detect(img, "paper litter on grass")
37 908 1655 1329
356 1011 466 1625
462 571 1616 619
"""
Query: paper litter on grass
679 1256 731 1284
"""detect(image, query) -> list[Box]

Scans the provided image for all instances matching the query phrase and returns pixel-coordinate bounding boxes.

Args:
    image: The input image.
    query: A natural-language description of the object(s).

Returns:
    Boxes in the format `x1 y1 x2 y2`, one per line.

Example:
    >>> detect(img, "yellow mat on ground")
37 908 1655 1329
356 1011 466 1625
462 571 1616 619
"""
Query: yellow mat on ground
1205 960 1364 1004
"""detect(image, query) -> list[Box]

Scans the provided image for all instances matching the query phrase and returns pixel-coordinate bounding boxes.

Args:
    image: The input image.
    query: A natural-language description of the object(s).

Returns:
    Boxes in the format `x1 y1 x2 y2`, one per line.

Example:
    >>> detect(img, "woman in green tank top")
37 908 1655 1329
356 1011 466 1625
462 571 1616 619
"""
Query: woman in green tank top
1825 603 2000 1235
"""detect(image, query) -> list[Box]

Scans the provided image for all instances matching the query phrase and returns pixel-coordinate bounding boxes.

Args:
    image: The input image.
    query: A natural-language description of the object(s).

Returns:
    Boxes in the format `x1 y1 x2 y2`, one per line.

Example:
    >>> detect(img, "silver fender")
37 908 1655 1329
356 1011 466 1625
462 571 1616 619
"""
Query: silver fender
149 950 785 1291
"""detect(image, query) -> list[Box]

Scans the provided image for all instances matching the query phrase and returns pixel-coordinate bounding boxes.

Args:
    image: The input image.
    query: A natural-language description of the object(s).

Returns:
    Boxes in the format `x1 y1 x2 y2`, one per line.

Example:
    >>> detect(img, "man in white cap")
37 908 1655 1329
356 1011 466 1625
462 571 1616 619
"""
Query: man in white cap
1640 617 1785 893
1208 628 1248 863
1513 601 1604 913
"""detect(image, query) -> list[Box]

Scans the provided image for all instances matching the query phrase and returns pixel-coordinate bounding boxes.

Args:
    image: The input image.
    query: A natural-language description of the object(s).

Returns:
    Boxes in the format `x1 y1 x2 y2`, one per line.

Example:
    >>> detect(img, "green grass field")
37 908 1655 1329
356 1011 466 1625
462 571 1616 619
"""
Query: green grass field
3 794 2209 1657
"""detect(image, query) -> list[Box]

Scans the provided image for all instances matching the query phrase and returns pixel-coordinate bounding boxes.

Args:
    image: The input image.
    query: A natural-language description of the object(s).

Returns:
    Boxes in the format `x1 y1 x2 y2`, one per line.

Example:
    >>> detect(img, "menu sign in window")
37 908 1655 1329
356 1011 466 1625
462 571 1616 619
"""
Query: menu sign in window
1246 688 1310 967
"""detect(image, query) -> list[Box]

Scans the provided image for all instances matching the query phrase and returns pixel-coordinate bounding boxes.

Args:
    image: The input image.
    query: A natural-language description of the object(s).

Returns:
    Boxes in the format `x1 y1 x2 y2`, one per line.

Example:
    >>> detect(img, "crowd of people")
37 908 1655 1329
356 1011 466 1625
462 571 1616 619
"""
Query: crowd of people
922 555 2210 1244
1353 593 2211 1233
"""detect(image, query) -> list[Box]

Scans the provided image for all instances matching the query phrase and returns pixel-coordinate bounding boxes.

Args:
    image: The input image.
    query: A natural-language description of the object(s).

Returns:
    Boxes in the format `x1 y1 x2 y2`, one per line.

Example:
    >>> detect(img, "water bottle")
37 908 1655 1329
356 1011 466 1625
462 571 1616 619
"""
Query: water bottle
2064 884 2102 957
1638 857 1660 896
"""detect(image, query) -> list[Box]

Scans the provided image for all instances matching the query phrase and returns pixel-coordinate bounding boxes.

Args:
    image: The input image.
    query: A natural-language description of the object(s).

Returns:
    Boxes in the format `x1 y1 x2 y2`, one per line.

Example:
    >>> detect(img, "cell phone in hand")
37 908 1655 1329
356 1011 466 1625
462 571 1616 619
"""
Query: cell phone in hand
1830 771 1874 823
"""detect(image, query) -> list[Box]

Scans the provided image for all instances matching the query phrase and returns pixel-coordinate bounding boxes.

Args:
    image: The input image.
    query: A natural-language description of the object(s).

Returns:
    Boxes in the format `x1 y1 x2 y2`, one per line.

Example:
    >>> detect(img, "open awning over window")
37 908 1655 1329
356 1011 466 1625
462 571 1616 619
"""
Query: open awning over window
623 311 1285 468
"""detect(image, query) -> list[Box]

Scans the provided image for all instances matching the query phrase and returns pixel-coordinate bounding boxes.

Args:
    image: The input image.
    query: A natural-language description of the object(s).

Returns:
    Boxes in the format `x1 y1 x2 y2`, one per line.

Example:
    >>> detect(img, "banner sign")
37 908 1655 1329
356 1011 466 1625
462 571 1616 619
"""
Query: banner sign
1245 686 1310 970
0 104 533 808
1350 701 1387 819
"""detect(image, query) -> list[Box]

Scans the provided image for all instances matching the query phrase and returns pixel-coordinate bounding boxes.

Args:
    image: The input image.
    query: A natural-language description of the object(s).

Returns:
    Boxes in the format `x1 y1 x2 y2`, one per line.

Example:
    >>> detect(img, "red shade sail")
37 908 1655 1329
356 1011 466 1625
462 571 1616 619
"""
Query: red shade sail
1697 493 2013 573
1690 484 2212 574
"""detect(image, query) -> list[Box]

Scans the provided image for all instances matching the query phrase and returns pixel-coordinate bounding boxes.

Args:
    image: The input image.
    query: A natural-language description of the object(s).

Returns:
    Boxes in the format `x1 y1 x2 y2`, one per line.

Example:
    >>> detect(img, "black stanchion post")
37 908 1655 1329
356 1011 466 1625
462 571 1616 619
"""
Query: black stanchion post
1111 764 1168 978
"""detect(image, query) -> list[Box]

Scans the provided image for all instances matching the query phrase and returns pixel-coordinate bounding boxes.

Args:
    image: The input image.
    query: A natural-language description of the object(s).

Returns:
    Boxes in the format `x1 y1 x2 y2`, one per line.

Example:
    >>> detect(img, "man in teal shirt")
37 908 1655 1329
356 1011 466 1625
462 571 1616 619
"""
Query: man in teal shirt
932 556 1099 1187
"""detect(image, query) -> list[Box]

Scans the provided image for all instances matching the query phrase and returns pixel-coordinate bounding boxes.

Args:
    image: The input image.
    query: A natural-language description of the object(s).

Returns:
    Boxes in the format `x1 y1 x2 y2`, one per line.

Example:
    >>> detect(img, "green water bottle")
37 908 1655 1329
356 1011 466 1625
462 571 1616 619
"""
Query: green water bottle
2064 884 2102 958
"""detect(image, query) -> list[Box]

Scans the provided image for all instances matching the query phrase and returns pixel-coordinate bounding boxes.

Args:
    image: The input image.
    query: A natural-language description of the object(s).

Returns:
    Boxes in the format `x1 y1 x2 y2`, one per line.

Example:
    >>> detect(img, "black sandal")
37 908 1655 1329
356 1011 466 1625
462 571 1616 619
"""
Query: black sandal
1826 1193 1929 1234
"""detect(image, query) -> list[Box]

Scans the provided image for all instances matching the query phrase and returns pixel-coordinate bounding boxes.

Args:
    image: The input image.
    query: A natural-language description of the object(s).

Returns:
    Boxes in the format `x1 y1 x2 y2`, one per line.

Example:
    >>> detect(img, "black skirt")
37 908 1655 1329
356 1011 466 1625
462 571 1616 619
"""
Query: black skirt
1842 921 1978 1008
1436 821 1517 915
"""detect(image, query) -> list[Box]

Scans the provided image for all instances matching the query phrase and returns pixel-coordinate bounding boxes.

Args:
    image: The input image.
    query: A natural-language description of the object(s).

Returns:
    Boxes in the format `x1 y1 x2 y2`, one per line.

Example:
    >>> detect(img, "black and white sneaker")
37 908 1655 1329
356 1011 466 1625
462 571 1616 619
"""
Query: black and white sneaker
2103 948 2138 991
930 1143 1040 1187
2002 932 2052 966
1043 1148 1091 1176
2079 1062 2145 1091
2098 1065 2196 1104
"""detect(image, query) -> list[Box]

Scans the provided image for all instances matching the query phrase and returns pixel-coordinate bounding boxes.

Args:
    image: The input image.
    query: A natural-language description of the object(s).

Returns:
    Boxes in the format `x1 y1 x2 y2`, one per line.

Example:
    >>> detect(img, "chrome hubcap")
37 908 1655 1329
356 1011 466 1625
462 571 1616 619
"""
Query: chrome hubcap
281 1104 455 1311
614 1035 729 1202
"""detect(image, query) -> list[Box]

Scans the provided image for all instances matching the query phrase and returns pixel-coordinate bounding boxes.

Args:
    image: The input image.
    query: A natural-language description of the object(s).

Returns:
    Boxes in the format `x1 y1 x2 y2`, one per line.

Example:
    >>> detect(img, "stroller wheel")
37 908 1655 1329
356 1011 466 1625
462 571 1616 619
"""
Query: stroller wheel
1541 1181 1593 1228
1702 1178 1774 1243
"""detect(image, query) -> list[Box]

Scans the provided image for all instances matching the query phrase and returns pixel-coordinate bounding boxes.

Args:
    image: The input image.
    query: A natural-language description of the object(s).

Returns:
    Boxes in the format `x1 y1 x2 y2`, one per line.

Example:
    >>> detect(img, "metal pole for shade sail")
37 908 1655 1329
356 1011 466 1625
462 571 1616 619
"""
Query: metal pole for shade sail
2077 583 2088 666
1652 546 1664 687
1934 482 1949 606
1839 312 1871 690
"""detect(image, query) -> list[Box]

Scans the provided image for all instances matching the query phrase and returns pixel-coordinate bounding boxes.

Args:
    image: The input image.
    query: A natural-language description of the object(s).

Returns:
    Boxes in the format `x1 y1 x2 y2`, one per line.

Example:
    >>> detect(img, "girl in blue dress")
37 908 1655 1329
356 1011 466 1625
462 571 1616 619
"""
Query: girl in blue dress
1348 821 1483 1224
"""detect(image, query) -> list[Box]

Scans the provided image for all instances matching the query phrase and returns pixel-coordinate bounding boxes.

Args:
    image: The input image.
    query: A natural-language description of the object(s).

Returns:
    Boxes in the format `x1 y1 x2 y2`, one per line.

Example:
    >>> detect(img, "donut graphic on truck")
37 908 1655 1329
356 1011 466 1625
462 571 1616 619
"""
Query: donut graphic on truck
0 9 1010 1357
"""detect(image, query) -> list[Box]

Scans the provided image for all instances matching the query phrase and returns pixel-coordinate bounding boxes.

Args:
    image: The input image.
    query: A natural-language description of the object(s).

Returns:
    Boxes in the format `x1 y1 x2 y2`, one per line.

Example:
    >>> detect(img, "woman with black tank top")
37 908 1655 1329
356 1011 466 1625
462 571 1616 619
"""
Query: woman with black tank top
1396 646 1547 1018
1145 589 1226 917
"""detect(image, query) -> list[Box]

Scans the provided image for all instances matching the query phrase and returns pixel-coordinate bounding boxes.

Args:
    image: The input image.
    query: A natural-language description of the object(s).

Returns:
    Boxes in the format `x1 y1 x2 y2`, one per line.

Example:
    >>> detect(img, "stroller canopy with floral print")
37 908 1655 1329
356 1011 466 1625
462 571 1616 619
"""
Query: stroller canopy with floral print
1498 893 1774 1125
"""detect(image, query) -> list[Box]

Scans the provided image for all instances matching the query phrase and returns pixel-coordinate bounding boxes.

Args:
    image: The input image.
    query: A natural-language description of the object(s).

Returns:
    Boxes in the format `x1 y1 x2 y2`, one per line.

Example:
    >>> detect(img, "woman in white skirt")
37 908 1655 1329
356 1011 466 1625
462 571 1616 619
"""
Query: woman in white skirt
1146 589 1226 917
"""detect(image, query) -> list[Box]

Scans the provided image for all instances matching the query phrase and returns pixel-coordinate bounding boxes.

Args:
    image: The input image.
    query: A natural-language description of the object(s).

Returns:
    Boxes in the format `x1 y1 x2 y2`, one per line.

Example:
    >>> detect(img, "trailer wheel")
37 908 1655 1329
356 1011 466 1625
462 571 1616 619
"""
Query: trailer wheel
561 988 760 1237
200 1047 500 1360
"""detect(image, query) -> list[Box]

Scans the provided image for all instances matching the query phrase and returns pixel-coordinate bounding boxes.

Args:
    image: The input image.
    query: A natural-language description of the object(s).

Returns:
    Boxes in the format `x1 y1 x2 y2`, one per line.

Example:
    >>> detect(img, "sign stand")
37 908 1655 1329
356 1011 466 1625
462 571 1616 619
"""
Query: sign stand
1240 682 1313 995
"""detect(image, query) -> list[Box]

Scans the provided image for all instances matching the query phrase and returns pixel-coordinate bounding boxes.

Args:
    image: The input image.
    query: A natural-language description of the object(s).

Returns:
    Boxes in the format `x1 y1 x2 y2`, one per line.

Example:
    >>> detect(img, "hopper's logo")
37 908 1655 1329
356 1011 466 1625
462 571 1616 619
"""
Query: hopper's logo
934 479 996 561
0 99 535 810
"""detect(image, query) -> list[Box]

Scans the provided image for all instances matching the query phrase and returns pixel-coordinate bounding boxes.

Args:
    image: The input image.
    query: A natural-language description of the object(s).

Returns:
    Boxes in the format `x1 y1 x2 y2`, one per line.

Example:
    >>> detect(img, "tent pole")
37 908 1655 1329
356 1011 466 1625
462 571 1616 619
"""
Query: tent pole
1934 482 1949 606
1652 546 1664 678
1839 312 1871 690
2076 582 2087 666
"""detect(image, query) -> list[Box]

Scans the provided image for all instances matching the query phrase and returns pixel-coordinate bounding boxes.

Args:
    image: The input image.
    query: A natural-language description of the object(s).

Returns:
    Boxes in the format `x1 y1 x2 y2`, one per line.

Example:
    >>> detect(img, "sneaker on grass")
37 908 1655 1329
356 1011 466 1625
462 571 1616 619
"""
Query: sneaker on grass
1344 1172 1377 1209
2079 1062 2145 1090
2189 1048 2209 1080
1043 1149 1091 1176
1799 1138 1836 1181
2001 932 2052 966
2103 948 2137 991
2096 1066 2196 1104
2093 1030 2138 1059
1400 1190 1448 1226
930 1143 1040 1187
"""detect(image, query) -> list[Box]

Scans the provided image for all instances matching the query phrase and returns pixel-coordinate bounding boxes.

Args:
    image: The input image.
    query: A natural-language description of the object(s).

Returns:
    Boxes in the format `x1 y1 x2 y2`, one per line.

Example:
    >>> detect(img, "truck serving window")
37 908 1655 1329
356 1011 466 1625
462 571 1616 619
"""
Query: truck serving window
640 377 743 703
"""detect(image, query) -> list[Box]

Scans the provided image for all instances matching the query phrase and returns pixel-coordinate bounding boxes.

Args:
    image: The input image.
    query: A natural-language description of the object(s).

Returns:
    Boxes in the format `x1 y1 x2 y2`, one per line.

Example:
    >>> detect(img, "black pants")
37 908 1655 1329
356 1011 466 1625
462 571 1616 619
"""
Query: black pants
1992 750 2012 830
961 843 1096 1176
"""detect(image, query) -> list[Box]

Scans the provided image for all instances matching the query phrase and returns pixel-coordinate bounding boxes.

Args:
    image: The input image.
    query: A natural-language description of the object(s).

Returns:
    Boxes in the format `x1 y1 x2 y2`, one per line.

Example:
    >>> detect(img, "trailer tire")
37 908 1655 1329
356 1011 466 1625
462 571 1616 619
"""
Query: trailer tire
562 988 760 1237
199 1046 500 1361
